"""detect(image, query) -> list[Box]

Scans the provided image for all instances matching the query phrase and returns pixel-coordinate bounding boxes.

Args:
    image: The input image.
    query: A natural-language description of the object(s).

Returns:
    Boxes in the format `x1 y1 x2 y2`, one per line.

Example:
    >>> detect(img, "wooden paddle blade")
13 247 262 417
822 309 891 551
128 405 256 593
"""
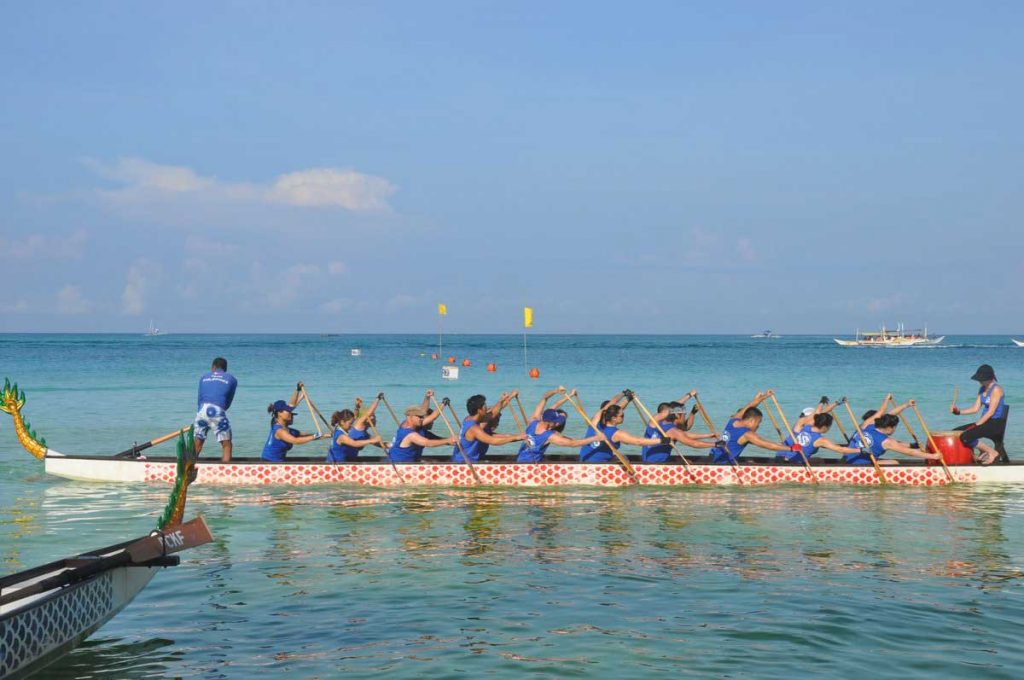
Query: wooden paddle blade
127 516 214 564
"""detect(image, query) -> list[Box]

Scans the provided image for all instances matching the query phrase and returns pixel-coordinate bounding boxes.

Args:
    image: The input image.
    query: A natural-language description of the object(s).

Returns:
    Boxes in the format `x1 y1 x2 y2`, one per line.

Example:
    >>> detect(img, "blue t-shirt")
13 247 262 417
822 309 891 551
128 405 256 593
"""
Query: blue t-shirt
197 370 237 410
327 426 368 463
262 423 298 462
452 417 491 462
779 425 823 462
844 424 889 465
641 420 674 463
710 418 750 464
390 426 423 463
579 425 619 462
517 420 557 463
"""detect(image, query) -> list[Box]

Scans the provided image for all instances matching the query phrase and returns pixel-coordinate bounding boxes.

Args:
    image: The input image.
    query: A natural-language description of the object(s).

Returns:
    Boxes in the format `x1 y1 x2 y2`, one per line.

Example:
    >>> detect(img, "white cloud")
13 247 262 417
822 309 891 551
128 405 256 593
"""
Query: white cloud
2 230 88 260
122 259 160 315
56 285 92 314
86 157 396 214
327 261 347 276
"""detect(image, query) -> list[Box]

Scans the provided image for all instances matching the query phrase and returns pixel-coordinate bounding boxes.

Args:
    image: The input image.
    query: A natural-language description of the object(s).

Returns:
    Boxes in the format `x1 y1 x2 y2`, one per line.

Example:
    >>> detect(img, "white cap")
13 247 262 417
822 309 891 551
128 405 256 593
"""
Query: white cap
801 407 815 417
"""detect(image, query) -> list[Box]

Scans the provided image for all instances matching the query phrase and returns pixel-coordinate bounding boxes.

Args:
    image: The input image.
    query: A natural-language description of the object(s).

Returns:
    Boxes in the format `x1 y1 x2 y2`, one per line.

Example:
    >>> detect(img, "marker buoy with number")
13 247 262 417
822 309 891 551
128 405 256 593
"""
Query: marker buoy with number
462 358 471 367
487 362 497 372
448 356 456 364
529 367 540 379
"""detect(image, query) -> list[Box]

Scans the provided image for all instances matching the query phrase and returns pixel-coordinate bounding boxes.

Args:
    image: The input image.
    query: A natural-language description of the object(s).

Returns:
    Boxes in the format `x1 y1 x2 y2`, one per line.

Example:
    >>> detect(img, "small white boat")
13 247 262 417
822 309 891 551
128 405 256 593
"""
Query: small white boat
143 320 165 337
751 330 781 339
835 324 943 347
1012 338 1024 347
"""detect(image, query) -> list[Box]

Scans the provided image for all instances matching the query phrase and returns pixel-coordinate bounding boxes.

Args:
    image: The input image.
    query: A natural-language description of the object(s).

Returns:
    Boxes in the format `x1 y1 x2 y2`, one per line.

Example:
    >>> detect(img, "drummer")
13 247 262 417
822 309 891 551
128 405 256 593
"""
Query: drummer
844 400 942 465
951 364 1008 464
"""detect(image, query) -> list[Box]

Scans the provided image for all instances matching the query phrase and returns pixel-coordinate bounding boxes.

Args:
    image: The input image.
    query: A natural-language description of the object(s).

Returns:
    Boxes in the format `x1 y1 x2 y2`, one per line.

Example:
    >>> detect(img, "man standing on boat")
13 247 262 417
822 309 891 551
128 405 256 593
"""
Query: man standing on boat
194 357 237 463
951 364 1009 464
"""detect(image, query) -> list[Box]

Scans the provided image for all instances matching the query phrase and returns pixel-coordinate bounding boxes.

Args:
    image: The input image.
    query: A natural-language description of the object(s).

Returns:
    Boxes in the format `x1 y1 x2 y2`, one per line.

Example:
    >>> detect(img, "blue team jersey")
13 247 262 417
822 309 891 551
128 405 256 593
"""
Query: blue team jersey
710 418 750 463
844 424 888 465
579 425 619 462
778 425 823 462
517 420 556 463
980 383 1007 420
641 421 674 463
197 371 237 410
452 417 491 462
262 423 298 462
390 426 423 463
327 426 368 463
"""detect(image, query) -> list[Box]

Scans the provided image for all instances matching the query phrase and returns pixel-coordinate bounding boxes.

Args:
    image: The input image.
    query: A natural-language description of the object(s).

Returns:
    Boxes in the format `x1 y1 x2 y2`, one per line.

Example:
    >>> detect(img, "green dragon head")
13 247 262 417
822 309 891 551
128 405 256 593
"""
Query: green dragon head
1 378 26 415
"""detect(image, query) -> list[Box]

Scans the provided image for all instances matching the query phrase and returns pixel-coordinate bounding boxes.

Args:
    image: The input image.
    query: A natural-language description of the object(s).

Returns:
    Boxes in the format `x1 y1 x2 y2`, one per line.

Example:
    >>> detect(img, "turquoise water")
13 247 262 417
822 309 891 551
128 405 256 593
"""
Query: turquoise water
2 334 1023 677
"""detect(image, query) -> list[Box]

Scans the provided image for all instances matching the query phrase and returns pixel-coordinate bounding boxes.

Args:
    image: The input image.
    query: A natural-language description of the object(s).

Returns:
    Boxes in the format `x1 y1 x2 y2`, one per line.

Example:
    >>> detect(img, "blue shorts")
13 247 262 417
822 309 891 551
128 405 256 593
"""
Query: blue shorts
194 403 231 442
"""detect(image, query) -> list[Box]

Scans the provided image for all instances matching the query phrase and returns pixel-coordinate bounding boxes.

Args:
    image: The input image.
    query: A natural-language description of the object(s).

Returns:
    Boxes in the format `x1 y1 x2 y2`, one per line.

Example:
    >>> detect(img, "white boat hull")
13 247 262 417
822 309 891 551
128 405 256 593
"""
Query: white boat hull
834 336 944 347
39 451 1020 487
1012 338 1024 347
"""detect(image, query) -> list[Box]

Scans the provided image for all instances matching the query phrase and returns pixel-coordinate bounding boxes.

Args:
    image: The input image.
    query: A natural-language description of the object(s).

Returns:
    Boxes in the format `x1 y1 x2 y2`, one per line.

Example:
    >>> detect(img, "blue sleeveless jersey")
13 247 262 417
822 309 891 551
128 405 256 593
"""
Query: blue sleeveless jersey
980 383 1007 420
517 420 556 463
579 425 619 462
777 425 823 462
262 423 298 462
710 418 749 463
452 417 490 462
327 426 368 463
844 424 888 465
390 426 423 463
641 421 673 463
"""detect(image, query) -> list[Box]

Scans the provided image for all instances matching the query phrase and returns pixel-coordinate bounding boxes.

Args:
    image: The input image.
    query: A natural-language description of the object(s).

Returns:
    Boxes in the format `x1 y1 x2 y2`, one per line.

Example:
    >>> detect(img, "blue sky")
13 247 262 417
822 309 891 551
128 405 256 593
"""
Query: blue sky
1 2 1021 333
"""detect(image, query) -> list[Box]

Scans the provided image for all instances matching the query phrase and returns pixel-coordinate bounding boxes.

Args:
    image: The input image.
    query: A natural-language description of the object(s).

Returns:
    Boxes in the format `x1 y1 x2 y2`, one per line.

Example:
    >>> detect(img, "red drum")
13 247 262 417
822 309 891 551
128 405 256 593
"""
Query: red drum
926 430 974 465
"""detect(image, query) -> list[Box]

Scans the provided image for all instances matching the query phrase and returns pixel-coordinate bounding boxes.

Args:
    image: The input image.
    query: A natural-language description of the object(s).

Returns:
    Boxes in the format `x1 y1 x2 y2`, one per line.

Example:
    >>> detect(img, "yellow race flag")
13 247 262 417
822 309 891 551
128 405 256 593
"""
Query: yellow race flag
438 303 447 316
524 306 533 328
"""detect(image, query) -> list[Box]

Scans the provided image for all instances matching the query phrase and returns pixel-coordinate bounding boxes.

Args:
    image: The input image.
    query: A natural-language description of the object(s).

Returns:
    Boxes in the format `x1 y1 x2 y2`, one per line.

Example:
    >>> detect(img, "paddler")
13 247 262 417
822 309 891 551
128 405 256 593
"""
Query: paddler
843 400 942 465
326 396 384 462
452 393 526 463
516 387 601 462
708 391 796 463
640 400 718 463
579 390 665 463
389 405 457 463
261 384 329 462
951 364 1009 464
777 412 861 463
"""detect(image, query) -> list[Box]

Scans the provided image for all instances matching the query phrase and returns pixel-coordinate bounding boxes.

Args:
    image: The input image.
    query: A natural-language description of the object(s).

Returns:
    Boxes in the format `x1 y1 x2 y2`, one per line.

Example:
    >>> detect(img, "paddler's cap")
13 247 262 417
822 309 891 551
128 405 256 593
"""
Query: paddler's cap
669 405 687 416
542 409 566 425
971 364 996 382
801 407 815 417
271 400 295 413
405 405 429 417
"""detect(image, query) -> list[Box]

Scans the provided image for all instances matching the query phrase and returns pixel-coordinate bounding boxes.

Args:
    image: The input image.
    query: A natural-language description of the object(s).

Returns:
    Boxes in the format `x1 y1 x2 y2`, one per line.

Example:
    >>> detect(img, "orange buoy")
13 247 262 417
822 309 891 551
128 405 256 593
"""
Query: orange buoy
487 362 497 372
462 358 472 367
431 353 439 360
447 356 456 364
529 367 540 379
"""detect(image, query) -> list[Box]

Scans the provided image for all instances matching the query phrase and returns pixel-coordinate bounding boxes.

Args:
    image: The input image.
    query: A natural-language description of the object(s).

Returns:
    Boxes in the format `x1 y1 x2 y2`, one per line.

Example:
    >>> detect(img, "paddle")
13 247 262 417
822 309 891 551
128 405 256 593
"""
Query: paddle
910 401 956 483
300 387 328 437
692 393 744 484
514 395 529 430
763 399 787 443
841 400 888 485
630 394 699 482
768 393 818 484
380 395 402 427
564 391 638 481
431 396 483 484
507 397 527 435
114 426 189 458
831 397 850 442
365 400 406 484
951 385 959 413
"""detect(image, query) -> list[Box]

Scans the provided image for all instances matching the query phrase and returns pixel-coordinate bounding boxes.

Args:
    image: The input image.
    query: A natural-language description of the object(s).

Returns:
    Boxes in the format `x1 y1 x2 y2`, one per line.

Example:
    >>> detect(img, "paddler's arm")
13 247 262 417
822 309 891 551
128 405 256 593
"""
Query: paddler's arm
975 385 1004 426
468 423 525 446
277 428 322 446
882 438 941 460
590 393 624 427
676 389 697 405
816 438 860 455
338 433 383 448
550 388 575 411
355 397 380 429
612 430 661 447
741 430 790 452
547 432 602 448
419 389 435 412
533 387 565 421
669 429 716 450
490 391 514 418
889 400 913 416
733 391 767 419
289 382 304 408
404 431 457 448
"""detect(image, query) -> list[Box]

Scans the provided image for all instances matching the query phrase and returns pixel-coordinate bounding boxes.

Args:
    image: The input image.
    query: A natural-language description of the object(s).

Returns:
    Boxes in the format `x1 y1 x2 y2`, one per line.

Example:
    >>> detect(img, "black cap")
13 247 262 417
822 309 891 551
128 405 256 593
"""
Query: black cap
971 364 996 382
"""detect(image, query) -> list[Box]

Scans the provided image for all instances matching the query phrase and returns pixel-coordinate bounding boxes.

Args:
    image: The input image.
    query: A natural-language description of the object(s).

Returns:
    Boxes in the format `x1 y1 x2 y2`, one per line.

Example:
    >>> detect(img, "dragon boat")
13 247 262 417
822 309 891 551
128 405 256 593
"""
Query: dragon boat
0 422 213 678
3 380 1021 487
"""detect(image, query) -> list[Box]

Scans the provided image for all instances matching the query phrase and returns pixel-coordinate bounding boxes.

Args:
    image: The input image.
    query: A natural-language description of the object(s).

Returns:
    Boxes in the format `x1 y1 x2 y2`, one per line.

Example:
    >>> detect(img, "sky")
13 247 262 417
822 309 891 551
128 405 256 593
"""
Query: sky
1 1 1022 334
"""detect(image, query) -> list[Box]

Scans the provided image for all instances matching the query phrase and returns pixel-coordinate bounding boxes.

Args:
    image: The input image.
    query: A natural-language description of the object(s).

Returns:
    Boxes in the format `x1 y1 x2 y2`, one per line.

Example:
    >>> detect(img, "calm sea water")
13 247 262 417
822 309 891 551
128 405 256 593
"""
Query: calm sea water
2 334 1022 677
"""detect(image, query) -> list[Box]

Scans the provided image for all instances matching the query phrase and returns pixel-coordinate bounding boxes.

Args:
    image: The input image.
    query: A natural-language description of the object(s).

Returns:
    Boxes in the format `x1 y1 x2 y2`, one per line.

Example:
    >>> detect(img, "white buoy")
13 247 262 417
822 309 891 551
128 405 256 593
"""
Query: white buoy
350 348 361 356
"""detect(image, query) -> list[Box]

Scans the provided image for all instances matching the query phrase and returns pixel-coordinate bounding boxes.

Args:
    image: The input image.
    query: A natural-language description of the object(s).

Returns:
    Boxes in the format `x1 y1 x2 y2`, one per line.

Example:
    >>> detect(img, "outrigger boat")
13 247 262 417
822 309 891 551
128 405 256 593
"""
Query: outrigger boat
834 324 943 347
2 379 1018 487
0 424 212 678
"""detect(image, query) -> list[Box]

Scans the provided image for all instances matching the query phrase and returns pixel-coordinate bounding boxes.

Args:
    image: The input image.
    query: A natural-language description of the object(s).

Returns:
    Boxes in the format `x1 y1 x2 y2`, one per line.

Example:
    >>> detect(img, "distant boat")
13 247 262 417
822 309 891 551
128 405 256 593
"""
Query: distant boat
144 320 166 337
751 330 781 339
1012 338 1024 347
835 324 943 347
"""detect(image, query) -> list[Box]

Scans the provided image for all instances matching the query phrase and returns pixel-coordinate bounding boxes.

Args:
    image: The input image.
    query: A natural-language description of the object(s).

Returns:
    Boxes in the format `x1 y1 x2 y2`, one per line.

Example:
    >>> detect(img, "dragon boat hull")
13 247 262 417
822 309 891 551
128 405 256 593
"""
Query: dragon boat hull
39 451 1024 486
